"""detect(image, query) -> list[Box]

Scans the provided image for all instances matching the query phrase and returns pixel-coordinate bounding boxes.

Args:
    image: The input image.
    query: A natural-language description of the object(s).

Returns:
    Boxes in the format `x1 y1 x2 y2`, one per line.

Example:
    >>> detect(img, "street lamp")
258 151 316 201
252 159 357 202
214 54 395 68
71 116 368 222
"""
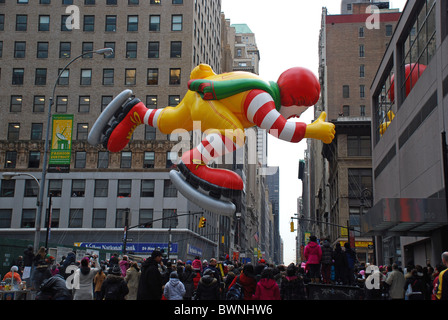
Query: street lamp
35 48 114 253
2 172 41 205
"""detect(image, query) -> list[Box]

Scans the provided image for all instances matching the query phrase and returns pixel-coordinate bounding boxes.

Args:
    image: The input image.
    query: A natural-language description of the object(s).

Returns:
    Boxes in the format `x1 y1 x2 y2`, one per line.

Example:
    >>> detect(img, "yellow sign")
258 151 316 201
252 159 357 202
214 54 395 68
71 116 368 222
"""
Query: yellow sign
49 114 73 172
340 227 348 236
339 241 374 248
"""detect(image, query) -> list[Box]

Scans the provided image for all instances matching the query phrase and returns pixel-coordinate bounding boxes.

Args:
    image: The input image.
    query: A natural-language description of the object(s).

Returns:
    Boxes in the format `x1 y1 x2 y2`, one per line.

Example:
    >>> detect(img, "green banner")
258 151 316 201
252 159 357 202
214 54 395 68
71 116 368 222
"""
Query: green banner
49 114 73 173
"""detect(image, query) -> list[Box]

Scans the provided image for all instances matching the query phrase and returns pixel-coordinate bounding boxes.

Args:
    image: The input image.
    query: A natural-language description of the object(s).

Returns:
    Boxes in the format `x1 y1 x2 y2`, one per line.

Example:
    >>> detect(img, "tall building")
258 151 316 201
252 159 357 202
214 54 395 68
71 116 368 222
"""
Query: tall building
305 1 401 264
367 0 448 266
0 0 224 261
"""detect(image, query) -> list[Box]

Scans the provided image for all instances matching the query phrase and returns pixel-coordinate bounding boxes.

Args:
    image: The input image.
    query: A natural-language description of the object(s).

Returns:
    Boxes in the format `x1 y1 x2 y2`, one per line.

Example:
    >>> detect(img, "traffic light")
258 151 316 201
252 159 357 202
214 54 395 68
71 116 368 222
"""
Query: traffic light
199 216 206 228
290 221 295 232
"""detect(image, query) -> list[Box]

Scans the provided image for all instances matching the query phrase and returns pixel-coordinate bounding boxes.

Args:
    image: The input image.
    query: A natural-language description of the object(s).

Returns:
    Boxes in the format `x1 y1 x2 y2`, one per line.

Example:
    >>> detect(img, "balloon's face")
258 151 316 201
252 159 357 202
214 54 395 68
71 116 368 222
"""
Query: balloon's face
279 105 310 120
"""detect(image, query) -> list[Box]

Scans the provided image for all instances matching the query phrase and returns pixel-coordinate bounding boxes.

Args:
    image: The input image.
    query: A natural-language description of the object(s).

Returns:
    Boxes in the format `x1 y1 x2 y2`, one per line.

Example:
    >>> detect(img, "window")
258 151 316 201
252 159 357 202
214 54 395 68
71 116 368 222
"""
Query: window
374 65 395 143
149 15 160 31
85 0 95 4
141 180 155 197
69 209 83 228
38 15 50 31
359 44 365 57
163 179 177 197
171 15 182 31
77 123 89 140
28 151 41 168
14 41 26 58
21 209 36 228
168 95 180 106
24 179 39 197
162 209 177 228
139 209 153 228
10 96 22 112
60 42 71 58
170 41 182 58
92 209 107 228
4 151 17 169
98 151 109 168
82 42 93 58
31 123 43 140
125 69 136 85
0 15 4 31
106 0 117 4
121 151 132 168
33 96 45 112
37 42 49 58
94 180 108 197
143 152 155 168
46 208 59 228
359 65 365 78
360 85 365 98
58 69 69 85
0 210 12 228
342 85 350 98
148 42 160 58
56 96 68 113
348 168 372 198
359 27 364 38
12 68 24 85
78 96 90 113
63 0 73 4
1 180 15 197
71 179 85 197
128 0 139 4
169 68 181 85
145 126 156 140
80 69 92 85
83 15 94 32
385 24 393 36
342 105 350 117
48 179 62 197
74 151 86 168
347 136 371 157
61 15 71 32
104 42 115 58
146 96 157 108
0 41 2 57
115 209 128 228
101 96 112 111
118 179 131 197
126 42 137 58
16 15 27 31
127 15 138 31
172 0 183 3
105 15 117 32
360 105 366 117
147 68 158 85
8 123 20 140
150 0 161 3
103 69 114 85
35 68 47 85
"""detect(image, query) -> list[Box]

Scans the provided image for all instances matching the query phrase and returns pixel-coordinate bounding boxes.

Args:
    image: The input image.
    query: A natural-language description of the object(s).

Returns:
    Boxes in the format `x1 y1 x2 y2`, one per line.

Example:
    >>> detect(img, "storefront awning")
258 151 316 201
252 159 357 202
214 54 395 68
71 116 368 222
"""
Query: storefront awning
361 198 448 236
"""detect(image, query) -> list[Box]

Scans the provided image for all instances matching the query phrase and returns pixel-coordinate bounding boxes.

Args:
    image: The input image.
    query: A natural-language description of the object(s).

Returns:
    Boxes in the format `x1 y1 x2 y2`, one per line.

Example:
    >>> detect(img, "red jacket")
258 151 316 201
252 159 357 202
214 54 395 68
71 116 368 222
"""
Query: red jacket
304 241 322 265
229 273 257 300
252 279 280 300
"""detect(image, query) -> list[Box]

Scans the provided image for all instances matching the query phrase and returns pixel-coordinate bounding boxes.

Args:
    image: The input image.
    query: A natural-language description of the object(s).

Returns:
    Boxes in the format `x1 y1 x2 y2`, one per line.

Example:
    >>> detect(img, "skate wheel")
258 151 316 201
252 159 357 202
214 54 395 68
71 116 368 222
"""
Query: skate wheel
169 170 236 216
88 89 133 146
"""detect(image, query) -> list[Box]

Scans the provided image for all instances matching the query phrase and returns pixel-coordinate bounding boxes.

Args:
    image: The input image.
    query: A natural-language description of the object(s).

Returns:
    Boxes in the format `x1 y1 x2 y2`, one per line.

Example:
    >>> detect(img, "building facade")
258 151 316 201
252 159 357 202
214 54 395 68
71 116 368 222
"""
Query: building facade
305 1 400 264
367 0 448 267
0 0 224 260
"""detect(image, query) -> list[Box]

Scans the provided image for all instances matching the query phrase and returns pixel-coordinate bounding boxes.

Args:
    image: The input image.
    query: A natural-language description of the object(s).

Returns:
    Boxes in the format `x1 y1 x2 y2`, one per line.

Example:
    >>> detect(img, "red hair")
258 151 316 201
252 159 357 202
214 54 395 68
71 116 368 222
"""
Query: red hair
277 67 320 107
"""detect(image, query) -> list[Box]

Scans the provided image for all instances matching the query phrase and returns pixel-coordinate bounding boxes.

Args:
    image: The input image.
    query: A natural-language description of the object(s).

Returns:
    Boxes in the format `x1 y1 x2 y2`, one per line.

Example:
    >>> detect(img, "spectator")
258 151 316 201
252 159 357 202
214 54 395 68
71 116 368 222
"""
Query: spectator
181 264 197 300
253 267 280 300
137 250 163 300
3 266 22 284
304 236 322 284
228 264 257 300
280 263 306 300
333 243 347 285
36 274 73 300
196 269 221 300
101 265 129 300
163 271 186 300
93 267 106 300
119 255 130 277
72 256 101 300
191 256 203 273
320 238 333 284
404 266 426 300
125 261 141 300
344 243 357 286
385 263 405 300
254 258 266 281
435 251 448 300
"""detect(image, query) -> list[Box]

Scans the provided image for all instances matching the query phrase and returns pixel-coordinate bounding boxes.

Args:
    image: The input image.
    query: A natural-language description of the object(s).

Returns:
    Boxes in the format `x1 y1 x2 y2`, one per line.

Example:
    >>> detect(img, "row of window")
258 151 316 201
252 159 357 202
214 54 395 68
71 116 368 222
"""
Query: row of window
358 25 394 38
8 67 182 86
340 105 367 117
0 41 182 60
0 178 177 198
7 95 180 115
1 14 183 33
11 0 183 5
342 85 367 99
0 207 180 229
4 149 178 169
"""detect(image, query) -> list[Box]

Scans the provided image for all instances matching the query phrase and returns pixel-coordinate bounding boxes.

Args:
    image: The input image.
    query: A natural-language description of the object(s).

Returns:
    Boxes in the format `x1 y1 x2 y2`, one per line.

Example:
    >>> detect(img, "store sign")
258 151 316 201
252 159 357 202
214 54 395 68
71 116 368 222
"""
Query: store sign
75 242 178 254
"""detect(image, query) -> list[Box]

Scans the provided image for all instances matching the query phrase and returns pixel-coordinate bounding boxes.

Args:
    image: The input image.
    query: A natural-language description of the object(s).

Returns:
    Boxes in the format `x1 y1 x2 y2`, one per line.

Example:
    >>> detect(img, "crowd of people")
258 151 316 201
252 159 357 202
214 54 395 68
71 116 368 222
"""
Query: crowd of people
4 243 447 301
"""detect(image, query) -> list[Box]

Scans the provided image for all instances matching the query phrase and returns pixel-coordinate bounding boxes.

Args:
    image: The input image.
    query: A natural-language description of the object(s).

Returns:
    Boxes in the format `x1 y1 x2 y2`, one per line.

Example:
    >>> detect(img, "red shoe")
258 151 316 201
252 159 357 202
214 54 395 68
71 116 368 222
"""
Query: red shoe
106 99 148 152
178 149 243 198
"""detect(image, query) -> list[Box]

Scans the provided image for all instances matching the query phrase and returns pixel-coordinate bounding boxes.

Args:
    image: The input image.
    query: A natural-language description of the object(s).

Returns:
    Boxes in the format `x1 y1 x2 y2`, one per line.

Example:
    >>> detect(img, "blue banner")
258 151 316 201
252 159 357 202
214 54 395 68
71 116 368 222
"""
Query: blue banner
77 242 178 254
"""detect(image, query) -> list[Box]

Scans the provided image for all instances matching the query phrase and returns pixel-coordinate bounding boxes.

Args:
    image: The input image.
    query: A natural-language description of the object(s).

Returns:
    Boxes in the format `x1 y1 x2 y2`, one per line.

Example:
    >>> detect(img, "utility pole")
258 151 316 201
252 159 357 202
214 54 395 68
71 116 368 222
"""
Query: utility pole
122 208 130 255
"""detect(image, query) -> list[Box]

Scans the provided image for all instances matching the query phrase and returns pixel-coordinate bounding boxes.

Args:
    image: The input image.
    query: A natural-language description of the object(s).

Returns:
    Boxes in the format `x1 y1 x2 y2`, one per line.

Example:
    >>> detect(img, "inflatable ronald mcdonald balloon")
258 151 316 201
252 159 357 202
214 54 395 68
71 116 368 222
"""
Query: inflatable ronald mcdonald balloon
88 64 335 214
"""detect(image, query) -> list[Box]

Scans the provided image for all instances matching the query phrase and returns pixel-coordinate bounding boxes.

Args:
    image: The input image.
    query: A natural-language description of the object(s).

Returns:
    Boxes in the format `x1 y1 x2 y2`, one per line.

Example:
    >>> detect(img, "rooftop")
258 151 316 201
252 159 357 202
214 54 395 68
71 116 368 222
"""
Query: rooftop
231 23 253 34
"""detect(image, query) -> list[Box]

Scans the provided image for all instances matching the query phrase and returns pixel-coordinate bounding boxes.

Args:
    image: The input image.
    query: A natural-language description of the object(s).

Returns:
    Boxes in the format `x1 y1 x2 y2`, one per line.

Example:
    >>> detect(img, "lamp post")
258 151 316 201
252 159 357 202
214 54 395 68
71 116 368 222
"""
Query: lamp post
35 48 114 253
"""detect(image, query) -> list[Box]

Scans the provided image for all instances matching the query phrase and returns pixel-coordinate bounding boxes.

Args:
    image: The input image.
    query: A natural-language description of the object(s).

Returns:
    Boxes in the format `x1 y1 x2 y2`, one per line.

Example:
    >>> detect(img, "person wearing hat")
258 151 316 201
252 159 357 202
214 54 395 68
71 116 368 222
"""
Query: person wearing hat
3 266 22 284
192 256 203 273
137 250 163 300
73 255 101 300
163 271 186 300
101 265 129 300
196 269 221 300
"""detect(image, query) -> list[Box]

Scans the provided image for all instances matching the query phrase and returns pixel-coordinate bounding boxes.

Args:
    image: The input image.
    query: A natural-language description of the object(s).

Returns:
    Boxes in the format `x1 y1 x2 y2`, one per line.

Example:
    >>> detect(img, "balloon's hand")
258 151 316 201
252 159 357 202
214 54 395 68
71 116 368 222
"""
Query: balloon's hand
304 112 335 144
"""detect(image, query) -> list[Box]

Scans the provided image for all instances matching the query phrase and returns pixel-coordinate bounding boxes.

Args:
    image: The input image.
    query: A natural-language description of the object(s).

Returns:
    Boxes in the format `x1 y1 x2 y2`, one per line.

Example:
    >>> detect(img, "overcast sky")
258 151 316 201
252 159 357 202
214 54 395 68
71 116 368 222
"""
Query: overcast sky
220 0 408 264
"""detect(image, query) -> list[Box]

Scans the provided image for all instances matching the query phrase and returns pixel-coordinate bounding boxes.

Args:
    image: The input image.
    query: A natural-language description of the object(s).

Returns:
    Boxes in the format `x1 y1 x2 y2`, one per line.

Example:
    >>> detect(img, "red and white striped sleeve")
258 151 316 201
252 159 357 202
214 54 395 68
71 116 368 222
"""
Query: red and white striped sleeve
244 89 307 143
